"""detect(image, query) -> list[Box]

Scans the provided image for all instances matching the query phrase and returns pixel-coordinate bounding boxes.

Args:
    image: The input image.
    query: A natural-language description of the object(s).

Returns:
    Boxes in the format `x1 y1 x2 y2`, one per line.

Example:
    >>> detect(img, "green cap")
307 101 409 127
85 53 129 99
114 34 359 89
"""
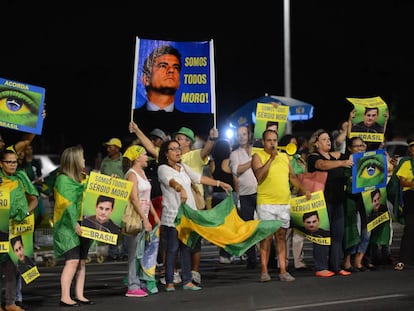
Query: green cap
173 127 195 143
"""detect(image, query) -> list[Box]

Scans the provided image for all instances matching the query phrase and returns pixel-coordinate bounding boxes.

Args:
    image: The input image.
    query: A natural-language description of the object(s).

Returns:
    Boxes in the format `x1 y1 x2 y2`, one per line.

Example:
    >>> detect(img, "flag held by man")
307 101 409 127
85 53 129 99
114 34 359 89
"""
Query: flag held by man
175 194 282 257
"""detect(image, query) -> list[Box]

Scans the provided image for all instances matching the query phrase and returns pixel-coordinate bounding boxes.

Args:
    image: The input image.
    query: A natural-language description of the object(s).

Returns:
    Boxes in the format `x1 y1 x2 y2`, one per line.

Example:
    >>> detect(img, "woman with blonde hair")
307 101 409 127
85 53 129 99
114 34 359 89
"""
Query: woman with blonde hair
123 145 160 297
53 145 94 307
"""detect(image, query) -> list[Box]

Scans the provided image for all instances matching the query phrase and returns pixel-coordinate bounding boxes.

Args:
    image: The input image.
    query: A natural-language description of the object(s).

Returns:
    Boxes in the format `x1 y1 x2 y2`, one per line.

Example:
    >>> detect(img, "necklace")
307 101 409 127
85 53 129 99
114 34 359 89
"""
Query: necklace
320 151 330 158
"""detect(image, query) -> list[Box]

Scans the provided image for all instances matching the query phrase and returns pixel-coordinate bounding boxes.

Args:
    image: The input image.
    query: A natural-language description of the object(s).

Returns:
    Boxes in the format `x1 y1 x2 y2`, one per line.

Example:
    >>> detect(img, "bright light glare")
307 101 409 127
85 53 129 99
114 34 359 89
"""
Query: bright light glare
225 128 234 140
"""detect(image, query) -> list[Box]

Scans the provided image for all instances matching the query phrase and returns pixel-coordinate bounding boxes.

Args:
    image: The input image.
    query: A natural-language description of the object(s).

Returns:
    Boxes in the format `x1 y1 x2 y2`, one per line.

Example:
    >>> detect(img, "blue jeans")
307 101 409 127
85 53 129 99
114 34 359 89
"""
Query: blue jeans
313 201 344 272
239 193 257 264
347 211 371 255
161 225 192 285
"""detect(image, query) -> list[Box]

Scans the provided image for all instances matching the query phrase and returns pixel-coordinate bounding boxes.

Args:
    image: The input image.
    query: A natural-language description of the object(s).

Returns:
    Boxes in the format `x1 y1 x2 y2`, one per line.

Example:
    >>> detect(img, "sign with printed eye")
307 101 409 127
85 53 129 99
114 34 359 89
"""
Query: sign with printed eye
351 149 387 194
0 78 45 135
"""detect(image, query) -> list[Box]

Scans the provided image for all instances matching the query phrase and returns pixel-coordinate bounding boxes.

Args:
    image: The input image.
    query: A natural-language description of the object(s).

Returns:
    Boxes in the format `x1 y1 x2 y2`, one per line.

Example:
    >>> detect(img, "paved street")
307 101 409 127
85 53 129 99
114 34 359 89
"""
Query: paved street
22 224 414 311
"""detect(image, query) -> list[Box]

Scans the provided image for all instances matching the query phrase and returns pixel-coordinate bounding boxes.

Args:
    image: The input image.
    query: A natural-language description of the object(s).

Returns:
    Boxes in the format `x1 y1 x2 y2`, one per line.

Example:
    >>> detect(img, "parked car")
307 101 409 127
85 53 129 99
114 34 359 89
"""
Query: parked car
33 154 60 179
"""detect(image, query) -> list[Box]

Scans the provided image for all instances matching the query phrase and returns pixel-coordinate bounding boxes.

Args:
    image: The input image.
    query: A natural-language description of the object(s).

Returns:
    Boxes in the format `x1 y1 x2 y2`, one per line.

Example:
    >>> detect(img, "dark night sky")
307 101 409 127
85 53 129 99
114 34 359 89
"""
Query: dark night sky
2 1 414 165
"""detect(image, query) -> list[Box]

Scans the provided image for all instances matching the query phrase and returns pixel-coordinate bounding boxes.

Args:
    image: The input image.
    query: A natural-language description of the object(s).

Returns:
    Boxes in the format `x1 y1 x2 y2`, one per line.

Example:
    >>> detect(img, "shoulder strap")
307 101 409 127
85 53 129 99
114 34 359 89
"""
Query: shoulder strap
126 168 139 179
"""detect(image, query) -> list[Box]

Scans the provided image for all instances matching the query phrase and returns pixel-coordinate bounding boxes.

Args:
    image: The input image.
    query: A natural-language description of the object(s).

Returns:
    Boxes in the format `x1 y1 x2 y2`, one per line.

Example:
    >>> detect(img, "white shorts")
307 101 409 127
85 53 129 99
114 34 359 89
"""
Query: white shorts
256 204 291 229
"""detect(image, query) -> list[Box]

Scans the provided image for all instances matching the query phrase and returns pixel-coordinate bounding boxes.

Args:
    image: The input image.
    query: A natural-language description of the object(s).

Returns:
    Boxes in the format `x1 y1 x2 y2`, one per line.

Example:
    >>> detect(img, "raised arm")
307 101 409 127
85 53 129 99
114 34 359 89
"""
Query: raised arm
129 121 158 158
200 127 218 161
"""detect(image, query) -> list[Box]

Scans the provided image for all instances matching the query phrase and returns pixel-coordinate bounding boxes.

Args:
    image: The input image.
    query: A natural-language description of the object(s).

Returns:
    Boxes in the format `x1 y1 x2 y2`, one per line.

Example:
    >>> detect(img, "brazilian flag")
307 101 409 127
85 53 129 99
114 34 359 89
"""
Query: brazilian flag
53 173 87 258
175 193 281 256
136 225 159 282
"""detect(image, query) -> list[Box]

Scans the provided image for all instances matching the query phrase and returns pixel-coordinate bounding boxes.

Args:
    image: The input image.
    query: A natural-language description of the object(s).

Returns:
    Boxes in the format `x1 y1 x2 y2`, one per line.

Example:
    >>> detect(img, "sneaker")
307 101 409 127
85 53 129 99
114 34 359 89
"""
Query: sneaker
260 272 271 282
159 271 181 285
219 256 232 264
279 272 295 282
183 283 202 291
315 270 335 277
191 270 201 285
125 288 148 297
173 271 182 284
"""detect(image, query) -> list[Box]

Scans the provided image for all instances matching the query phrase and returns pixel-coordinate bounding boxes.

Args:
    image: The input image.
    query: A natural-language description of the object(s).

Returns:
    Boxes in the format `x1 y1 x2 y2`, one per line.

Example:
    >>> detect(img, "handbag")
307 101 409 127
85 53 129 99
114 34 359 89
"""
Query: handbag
191 182 206 210
297 171 328 193
182 163 206 210
121 200 142 235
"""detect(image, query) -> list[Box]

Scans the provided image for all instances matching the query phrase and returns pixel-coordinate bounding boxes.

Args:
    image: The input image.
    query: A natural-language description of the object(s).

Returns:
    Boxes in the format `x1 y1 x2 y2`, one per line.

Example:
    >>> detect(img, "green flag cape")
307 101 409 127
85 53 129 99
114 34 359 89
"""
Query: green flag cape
387 156 414 225
0 176 30 262
175 193 282 257
343 194 362 250
14 169 39 197
53 173 87 258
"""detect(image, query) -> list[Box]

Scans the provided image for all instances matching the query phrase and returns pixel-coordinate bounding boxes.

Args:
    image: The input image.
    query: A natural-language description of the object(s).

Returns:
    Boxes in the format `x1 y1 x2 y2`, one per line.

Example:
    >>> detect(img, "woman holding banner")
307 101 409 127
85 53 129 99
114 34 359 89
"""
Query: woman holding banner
307 129 353 277
343 137 371 272
53 145 94 307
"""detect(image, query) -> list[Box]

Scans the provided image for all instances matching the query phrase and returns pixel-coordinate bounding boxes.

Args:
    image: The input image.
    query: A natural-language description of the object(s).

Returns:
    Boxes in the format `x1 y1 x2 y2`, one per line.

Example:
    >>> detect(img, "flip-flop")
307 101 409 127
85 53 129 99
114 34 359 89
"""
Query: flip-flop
394 262 404 271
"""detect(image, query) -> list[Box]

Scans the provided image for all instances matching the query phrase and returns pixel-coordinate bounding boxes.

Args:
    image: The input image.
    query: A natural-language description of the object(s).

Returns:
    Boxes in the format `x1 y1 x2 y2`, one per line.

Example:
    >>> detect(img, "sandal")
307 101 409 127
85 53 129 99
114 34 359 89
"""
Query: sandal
394 262 404 271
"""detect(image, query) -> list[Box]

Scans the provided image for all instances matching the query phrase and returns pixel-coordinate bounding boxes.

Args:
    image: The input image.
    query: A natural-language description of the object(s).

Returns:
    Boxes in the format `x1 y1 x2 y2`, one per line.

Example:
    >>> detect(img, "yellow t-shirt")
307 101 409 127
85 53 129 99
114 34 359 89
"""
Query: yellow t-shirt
181 149 208 195
396 160 414 191
255 149 291 205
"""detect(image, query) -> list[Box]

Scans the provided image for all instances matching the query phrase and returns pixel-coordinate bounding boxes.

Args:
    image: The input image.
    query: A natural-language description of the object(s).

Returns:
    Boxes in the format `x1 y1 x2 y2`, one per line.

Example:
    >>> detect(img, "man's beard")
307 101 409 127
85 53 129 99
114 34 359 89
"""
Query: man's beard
148 85 178 95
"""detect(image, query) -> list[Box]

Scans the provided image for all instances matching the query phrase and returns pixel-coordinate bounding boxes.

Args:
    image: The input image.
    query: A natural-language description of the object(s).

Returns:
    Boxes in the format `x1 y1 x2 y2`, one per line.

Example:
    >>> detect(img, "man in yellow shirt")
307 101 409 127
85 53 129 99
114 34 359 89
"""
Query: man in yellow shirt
252 129 310 283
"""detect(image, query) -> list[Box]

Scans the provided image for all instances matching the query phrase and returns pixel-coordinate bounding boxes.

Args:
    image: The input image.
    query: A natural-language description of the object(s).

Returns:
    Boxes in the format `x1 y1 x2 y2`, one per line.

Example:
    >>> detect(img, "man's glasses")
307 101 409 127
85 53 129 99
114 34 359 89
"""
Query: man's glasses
168 147 181 152
1 160 18 164
351 144 365 148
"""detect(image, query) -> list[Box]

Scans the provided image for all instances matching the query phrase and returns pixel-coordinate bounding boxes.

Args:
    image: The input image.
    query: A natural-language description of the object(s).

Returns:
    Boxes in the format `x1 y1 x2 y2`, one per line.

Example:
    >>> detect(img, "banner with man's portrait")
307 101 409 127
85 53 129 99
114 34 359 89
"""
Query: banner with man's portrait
80 172 132 245
290 191 331 245
252 103 288 152
133 38 215 114
131 38 215 135
347 96 388 143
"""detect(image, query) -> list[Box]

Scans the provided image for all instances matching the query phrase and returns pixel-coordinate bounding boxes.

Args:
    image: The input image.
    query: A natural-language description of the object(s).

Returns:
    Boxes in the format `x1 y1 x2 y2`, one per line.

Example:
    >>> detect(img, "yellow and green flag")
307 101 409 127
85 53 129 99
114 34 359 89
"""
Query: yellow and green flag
175 194 281 256
53 173 88 258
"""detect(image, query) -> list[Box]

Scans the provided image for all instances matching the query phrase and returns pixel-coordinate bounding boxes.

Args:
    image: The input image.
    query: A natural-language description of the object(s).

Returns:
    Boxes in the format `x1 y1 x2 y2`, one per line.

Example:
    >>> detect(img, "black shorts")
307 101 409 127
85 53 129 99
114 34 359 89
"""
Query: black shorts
63 237 91 261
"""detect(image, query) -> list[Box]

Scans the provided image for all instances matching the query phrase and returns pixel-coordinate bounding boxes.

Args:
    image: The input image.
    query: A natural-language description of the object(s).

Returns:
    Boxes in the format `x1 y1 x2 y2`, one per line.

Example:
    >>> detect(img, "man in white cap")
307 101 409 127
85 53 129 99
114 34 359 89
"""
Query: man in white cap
100 137 126 260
